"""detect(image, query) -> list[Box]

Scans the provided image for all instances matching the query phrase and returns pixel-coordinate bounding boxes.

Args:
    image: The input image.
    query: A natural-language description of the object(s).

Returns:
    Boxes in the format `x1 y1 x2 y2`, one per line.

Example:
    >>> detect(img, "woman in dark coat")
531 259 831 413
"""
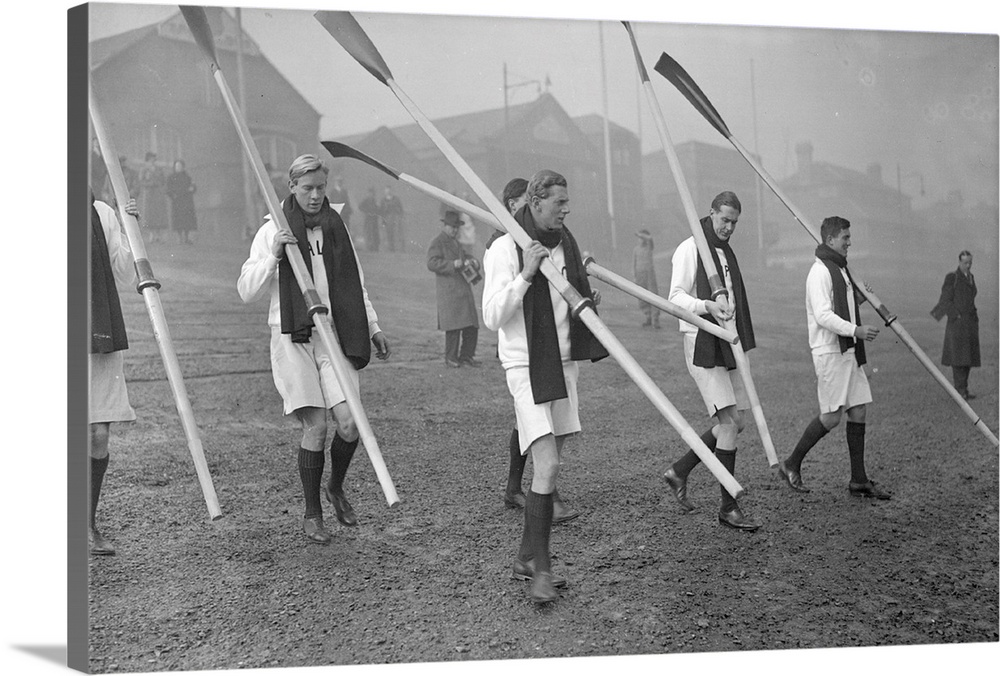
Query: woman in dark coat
931 250 980 399
166 159 198 244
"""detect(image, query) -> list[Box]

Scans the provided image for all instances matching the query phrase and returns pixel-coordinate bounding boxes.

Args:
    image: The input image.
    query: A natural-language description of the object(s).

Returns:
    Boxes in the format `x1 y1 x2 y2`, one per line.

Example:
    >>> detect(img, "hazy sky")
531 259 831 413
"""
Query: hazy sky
88 1 999 210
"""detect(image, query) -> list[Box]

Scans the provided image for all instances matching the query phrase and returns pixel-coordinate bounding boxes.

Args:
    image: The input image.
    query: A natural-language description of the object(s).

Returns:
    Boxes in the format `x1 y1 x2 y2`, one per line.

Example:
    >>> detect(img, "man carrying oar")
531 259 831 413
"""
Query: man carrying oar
778 217 890 499
483 170 608 604
90 193 140 555
238 154 391 545
663 191 761 531
488 176 581 522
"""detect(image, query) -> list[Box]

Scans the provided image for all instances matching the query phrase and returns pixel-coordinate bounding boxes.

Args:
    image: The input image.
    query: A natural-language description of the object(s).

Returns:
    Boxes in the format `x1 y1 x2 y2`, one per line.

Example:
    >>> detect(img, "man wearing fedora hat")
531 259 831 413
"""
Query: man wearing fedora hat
428 210 482 367
633 228 660 328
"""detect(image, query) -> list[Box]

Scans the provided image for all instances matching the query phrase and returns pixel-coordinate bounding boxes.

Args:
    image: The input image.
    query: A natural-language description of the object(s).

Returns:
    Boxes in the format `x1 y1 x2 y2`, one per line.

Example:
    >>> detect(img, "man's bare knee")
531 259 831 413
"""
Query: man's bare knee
331 403 358 442
296 408 328 451
820 408 844 430
90 423 110 459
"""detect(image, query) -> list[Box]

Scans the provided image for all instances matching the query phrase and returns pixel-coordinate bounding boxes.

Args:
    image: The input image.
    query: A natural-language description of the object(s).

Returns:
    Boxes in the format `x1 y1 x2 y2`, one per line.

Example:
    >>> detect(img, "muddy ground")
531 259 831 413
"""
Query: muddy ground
85 238 998 674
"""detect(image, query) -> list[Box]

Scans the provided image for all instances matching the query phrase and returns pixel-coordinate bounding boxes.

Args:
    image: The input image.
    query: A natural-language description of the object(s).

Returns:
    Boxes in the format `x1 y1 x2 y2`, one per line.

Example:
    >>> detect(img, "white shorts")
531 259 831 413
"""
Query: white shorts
270 325 360 415
506 362 581 454
89 351 136 424
813 351 872 413
683 334 749 417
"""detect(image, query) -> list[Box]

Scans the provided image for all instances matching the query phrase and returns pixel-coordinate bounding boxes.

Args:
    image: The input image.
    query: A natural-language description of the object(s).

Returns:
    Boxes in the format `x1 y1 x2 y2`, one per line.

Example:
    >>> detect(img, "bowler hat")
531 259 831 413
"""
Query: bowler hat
636 229 653 240
442 210 463 227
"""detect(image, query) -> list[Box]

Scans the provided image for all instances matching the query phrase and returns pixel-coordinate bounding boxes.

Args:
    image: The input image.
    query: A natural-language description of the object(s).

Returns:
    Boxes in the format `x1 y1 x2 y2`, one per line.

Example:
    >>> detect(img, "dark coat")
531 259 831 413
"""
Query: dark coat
427 231 479 331
166 170 198 232
931 268 980 367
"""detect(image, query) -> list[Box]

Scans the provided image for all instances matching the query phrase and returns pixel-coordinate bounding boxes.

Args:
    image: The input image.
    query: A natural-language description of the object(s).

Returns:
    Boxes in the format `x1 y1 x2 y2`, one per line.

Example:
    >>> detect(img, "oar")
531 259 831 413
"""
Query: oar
624 22 779 467
321 141 738 345
315 10 744 499
89 85 222 521
582 255 738 345
179 6 400 506
654 49 999 449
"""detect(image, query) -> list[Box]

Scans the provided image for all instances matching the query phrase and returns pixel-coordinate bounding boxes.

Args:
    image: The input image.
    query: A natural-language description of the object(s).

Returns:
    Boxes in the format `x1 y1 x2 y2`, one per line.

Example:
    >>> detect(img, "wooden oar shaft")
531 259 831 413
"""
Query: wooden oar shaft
627 29 778 466
655 49 998 448
387 83 742 495
579 310 744 498
181 6 399 504
213 66 399 506
640 80 726 300
316 12 742 493
583 258 739 344
89 86 222 520
726 136 998 448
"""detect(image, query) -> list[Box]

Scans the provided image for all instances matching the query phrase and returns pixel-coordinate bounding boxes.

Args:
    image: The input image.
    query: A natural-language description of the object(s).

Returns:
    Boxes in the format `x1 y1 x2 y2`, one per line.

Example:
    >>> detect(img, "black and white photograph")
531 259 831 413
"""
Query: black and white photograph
4 1 999 675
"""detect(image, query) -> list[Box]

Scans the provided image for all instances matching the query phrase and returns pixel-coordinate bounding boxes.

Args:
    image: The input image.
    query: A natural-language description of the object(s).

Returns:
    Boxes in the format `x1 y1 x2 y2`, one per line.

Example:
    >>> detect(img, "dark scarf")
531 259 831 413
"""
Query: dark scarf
815 243 866 366
692 215 754 369
90 195 128 354
278 196 371 370
513 205 608 404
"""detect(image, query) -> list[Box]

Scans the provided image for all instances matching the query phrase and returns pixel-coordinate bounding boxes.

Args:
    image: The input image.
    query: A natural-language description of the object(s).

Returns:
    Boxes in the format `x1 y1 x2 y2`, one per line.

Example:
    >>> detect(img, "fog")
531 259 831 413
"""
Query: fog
87 2 998 309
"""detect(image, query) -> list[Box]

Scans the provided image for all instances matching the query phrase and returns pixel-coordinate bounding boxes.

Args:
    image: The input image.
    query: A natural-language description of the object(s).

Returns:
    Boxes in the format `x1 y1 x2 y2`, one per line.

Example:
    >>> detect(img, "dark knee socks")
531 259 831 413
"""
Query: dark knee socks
298 448 325 519
90 454 110 527
787 416 830 472
328 433 359 494
506 428 526 494
673 427 717 478
716 448 738 513
846 421 869 484
518 490 554 572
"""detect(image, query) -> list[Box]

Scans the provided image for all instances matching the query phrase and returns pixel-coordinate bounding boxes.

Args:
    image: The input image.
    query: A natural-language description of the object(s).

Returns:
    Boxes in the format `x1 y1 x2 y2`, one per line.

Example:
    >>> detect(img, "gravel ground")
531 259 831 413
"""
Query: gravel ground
85 240 998 674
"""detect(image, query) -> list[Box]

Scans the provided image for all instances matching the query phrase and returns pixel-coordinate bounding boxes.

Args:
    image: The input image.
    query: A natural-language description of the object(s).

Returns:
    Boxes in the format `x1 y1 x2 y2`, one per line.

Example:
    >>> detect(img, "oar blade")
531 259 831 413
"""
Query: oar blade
654 51 731 138
314 10 393 85
179 6 219 67
321 141 400 180
621 21 651 83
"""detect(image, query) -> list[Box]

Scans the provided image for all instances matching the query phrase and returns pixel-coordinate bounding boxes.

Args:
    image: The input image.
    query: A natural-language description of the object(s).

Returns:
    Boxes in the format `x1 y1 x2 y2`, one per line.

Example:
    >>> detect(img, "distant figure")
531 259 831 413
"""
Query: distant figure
328 175 353 229
632 229 660 328
166 160 198 245
91 139 109 203
90 192 140 556
931 250 980 399
379 186 404 252
359 187 380 252
427 210 481 368
139 152 169 243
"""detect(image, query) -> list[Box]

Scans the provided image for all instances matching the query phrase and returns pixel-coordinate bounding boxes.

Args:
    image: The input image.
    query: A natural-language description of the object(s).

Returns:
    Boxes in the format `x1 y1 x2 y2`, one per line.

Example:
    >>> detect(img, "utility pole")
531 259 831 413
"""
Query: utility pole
599 22 617 252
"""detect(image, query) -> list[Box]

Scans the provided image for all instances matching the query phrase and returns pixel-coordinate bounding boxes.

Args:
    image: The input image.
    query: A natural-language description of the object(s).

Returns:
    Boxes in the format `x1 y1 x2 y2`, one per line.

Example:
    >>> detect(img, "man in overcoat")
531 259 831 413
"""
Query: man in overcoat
428 210 481 367
932 250 980 399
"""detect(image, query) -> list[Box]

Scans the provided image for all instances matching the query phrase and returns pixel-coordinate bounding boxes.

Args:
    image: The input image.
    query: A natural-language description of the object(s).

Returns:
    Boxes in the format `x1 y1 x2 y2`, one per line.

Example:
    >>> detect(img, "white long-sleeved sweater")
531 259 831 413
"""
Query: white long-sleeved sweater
482 233 571 369
667 236 733 336
236 214 380 338
805 258 858 356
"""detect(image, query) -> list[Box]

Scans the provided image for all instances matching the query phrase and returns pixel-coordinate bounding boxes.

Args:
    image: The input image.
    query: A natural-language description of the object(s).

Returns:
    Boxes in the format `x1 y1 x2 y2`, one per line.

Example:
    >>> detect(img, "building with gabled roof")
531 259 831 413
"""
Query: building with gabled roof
328 92 639 261
89 8 321 242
